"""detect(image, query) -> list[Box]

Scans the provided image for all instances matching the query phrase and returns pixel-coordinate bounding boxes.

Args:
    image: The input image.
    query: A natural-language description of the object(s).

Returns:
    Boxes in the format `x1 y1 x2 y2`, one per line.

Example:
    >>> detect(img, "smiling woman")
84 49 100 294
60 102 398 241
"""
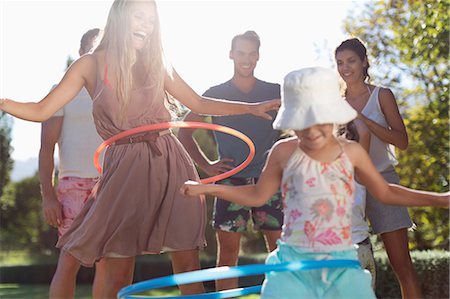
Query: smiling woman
3 1 353 163
0 0 281 298
131 4 156 44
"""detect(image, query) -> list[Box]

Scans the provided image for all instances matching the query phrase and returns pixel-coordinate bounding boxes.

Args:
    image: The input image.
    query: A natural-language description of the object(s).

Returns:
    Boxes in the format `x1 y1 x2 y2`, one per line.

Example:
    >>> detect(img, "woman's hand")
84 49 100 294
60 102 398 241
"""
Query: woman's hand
204 158 235 176
356 112 367 122
251 99 281 120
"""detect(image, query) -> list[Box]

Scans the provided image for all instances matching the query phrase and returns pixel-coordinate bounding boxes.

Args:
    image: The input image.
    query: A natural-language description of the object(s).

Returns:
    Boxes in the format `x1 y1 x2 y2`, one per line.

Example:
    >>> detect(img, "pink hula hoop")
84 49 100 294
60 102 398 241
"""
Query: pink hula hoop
93 121 255 184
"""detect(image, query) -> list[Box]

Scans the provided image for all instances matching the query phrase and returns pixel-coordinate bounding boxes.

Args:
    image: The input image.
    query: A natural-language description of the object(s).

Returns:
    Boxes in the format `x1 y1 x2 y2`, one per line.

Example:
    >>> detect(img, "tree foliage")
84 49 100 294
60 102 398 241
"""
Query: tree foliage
344 0 449 249
0 112 14 197
0 173 57 253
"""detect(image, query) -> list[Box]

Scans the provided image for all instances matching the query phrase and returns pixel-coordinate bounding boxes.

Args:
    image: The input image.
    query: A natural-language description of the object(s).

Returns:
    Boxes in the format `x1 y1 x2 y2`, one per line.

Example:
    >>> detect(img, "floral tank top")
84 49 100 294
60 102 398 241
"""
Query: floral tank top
280 142 355 252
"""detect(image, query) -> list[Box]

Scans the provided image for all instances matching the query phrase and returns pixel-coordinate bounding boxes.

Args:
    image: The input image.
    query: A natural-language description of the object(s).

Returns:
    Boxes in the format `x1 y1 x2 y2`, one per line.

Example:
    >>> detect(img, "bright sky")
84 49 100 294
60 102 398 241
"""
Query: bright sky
1 0 357 161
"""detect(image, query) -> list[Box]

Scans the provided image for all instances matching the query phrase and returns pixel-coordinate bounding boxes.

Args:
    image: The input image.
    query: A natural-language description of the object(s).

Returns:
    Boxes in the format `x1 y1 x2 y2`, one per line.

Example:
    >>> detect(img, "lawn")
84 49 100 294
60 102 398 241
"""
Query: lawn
0 251 261 298
0 284 260 299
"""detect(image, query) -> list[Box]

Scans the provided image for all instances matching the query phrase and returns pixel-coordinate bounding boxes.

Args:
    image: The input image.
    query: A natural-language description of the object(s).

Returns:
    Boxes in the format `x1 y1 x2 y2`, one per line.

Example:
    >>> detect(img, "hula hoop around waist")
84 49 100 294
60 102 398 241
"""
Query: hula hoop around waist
93 121 255 184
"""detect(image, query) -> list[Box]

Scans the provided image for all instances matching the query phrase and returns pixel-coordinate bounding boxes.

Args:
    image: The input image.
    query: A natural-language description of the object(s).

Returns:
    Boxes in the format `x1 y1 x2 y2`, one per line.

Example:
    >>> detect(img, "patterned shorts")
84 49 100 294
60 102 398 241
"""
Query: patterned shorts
56 176 98 238
212 177 283 232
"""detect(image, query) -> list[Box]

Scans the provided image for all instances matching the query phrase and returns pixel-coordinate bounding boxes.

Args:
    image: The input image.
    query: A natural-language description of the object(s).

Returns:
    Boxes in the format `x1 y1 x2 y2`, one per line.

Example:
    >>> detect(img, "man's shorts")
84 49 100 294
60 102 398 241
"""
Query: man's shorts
356 237 376 290
212 177 283 232
56 176 98 238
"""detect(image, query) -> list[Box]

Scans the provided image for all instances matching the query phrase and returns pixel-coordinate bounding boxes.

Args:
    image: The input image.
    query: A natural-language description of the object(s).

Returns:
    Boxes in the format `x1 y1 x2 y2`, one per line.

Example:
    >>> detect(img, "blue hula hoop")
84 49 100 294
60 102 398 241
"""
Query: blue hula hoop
117 259 360 299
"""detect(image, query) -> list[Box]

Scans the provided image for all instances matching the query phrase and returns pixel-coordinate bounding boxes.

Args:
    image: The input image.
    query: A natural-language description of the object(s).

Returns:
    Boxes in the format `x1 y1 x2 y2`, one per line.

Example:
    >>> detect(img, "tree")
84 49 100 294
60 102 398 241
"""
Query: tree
0 112 14 197
0 173 57 253
344 0 449 249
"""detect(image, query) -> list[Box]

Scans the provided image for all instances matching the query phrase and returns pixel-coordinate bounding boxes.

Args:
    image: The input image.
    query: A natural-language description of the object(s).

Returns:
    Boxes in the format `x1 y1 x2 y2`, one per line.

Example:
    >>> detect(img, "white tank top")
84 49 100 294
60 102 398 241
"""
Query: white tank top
361 86 398 171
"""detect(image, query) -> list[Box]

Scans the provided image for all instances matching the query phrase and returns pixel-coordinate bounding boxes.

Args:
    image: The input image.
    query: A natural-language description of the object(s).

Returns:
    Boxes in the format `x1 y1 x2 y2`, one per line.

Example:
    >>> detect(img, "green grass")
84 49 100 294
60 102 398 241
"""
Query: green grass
0 251 58 267
1 284 92 299
0 284 260 299
0 251 261 298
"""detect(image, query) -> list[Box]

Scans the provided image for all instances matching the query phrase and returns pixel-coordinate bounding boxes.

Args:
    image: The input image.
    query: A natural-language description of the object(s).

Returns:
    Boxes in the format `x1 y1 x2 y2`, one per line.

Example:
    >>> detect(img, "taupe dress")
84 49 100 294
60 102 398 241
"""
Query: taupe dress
56 68 206 267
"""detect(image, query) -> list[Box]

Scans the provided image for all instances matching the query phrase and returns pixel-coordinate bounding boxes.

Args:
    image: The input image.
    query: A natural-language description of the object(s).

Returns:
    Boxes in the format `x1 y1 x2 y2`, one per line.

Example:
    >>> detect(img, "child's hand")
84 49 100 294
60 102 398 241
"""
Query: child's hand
180 180 205 197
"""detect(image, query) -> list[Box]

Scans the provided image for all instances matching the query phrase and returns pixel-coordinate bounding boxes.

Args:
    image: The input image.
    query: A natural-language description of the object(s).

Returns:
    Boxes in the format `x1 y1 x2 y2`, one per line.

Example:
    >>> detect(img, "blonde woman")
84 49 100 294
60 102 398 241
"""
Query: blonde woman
0 1 279 298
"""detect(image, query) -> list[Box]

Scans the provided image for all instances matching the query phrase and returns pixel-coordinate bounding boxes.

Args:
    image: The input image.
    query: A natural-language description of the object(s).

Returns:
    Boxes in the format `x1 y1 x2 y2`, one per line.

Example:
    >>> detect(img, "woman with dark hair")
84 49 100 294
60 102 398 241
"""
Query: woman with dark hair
335 38 420 298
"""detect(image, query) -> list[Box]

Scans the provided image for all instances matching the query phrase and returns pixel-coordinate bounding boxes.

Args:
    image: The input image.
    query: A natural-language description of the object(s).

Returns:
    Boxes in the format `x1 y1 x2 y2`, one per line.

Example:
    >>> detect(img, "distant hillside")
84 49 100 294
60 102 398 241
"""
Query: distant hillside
11 157 38 182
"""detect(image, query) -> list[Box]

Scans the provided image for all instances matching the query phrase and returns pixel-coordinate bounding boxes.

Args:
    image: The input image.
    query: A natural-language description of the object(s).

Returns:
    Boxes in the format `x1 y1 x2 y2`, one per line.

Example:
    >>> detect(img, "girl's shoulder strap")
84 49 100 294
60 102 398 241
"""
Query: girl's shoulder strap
334 136 347 156
276 137 302 166
335 137 358 169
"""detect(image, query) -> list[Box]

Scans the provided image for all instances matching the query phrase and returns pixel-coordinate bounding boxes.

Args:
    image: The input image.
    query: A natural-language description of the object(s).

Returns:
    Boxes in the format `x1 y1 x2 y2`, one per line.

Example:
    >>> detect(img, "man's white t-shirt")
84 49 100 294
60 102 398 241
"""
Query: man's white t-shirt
52 87 103 178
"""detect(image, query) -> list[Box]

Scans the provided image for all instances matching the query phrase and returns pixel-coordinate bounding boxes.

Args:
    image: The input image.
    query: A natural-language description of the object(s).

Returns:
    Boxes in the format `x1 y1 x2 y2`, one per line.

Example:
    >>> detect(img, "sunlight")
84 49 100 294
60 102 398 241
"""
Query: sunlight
1 0 354 162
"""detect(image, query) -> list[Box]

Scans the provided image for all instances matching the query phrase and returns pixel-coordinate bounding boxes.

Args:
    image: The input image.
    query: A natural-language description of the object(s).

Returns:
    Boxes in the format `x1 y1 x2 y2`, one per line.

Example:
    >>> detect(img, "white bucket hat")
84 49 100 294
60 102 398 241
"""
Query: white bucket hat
273 67 357 131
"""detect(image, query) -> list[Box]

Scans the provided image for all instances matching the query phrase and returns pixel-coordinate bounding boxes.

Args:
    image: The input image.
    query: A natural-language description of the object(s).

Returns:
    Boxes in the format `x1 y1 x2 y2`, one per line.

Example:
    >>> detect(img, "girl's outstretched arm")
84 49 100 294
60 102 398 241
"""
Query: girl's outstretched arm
181 140 287 207
181 182 264 207
0 55 93 122
348 142 449 207
164 68 280 119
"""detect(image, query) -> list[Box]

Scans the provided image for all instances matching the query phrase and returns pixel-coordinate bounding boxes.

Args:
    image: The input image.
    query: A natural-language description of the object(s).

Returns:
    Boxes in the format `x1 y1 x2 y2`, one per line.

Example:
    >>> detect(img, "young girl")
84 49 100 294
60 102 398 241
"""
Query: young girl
181 67 449 299
0 1 279 298
335 37 419 298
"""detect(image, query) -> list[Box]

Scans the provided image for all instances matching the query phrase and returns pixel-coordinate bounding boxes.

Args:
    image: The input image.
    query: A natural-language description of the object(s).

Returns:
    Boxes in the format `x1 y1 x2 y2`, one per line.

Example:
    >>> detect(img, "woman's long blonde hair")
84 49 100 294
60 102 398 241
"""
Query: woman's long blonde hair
96 0 165 123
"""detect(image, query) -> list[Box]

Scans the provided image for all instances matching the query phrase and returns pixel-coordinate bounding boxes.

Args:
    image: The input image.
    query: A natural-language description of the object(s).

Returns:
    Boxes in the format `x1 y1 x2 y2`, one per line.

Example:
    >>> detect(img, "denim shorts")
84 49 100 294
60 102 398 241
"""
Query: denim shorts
212 177 283 232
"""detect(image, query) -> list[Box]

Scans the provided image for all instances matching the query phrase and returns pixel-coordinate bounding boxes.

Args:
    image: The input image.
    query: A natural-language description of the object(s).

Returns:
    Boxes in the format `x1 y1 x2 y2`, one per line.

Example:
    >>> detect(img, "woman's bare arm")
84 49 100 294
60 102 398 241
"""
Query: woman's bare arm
164 68 280 119
359 87 408 149
1 55 94 122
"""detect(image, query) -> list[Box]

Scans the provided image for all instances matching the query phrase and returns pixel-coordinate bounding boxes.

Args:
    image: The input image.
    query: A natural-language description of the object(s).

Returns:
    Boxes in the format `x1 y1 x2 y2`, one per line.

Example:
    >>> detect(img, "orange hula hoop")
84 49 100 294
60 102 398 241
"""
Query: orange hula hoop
93 121 255 184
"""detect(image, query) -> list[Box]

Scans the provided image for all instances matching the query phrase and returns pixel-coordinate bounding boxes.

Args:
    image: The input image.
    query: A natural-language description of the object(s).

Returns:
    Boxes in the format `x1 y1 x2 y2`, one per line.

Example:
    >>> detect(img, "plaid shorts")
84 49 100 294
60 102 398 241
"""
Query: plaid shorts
212 177 283 232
